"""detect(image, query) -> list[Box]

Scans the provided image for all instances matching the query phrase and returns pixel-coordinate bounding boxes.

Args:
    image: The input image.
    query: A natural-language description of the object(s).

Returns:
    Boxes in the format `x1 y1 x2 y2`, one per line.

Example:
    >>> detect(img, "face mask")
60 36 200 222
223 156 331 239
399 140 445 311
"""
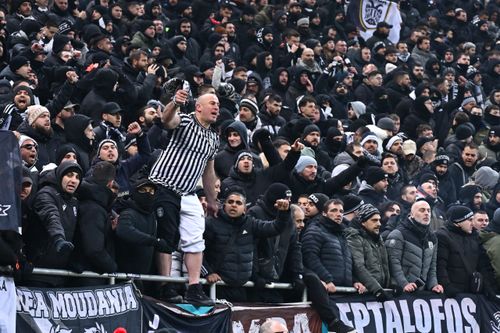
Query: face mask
132 191 155 212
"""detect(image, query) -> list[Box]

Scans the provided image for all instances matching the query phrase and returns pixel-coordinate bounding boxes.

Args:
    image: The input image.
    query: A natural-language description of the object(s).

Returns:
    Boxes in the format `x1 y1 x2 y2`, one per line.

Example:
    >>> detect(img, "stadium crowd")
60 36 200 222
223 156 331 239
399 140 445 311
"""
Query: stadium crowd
0 0 499 332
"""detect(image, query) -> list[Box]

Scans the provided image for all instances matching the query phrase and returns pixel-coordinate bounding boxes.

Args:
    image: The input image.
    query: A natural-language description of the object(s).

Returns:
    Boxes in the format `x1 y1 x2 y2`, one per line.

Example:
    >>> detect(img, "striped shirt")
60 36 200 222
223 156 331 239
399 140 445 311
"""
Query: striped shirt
149 113 219 195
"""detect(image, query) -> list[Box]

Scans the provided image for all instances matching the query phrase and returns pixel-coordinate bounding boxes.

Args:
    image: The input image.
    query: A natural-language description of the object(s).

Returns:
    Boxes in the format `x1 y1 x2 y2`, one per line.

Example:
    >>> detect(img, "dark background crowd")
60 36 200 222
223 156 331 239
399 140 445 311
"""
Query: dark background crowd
0 0 499 330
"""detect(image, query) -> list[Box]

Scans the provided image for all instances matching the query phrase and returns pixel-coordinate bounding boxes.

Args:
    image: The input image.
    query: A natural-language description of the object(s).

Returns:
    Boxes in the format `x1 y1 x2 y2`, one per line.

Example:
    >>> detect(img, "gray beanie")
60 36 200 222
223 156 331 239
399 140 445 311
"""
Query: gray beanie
294 156 317 173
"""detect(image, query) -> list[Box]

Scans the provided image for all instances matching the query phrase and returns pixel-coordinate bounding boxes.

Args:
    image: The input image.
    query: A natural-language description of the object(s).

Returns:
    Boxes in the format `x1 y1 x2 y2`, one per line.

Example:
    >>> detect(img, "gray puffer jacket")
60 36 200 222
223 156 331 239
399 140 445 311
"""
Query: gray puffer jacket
345 223 390 294
385 217 438 290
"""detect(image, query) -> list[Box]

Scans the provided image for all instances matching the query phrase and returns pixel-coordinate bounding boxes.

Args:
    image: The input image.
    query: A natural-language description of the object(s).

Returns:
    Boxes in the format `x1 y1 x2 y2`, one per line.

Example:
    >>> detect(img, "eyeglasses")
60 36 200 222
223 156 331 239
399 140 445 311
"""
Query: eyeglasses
226 199 244 206
21 144 37 150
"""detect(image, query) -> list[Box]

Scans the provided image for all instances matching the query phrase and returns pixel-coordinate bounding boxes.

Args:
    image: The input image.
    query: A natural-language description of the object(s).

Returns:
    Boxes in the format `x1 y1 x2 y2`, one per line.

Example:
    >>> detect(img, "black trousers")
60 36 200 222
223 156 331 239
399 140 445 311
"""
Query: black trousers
303 272 340 326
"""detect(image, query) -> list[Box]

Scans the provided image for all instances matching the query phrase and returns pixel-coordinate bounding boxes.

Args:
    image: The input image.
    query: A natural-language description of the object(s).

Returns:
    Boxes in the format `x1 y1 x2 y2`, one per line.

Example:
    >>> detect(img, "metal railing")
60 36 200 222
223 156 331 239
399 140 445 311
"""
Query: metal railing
12 267 361 302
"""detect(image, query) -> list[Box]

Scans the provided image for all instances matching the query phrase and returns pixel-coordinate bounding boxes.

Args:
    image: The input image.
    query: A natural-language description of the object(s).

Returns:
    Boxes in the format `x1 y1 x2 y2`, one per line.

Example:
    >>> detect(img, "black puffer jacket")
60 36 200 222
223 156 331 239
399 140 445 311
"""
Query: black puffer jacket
436 224 487 296
302 216 353 286
203 208 291 286
75 180 117 274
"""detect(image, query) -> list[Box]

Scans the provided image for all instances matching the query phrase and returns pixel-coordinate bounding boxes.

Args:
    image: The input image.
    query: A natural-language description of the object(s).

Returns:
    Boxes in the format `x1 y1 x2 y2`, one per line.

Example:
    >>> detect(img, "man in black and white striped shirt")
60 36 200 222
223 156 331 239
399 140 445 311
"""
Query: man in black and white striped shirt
150 90 220 306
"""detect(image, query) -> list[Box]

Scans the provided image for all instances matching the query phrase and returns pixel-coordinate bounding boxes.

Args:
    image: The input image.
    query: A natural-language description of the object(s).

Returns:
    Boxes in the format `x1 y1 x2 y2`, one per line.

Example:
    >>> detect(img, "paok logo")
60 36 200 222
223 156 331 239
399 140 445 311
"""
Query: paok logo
49 325 72 333
362 0 383 26
84 322 107 333
0 204 11 216
490 311 500 333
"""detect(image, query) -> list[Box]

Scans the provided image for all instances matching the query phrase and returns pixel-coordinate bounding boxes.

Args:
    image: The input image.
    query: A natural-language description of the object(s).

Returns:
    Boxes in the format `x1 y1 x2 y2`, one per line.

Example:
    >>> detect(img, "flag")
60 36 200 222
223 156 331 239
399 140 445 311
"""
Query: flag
347 0 402 44
0 130 22 232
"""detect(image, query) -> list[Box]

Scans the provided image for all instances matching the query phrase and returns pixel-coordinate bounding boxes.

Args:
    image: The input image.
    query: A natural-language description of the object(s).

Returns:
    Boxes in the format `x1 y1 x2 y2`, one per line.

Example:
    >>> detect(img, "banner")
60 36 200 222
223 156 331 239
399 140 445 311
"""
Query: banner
231 303 323 333
0 130 22 232
16 283 142 333
346 0 402 44
335 292 500 333
142 296 232 332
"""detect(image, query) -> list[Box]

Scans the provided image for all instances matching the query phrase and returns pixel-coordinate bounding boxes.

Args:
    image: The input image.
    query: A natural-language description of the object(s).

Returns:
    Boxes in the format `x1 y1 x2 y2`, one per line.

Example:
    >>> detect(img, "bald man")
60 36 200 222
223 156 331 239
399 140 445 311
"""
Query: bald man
385 200 443 294
259 320 288 333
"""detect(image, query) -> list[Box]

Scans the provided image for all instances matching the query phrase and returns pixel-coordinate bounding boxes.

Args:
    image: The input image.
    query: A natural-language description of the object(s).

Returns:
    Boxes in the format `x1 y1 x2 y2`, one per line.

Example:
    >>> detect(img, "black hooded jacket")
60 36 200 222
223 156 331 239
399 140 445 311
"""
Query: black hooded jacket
401 96 435 140
64 114 94 173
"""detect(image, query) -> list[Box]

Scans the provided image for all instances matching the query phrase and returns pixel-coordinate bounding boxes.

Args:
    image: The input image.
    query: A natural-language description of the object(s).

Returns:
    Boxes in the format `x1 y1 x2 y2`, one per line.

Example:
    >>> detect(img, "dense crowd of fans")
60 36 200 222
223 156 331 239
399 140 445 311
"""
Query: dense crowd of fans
0 0 499 331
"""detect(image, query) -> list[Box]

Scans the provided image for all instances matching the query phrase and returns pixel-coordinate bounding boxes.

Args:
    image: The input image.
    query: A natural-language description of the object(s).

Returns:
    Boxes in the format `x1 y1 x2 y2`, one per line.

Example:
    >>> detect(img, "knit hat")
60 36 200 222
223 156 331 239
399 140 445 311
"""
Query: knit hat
459 184 481 201
18 134 37 148
52 34 71 54
363 166 387 185
58 20 72 35
358 203 380 222
494 208 500 225
138 19 155 33
10 56 30 72
342 194 364 214
384 135 403 151
27 105 50 126
473 166 499 190
372 41 386 53
302 124 321 138
297 16 310 26
263 183 291 207
402 140 417 155
98 139 117 154
234 150 253 168
308 193 329 211
433 154 450 166
419 172 438 185
442 67 456 76
360 132 379 146
447 205 473 224
240 98 259 116
55 144 79 165
455 124 474 140
461 96 476 107
124 134 137 150
295 155 317 173
377 117 395 132
228 78 246 95
56 161 83 184
489 126 500 137
20 19 42 36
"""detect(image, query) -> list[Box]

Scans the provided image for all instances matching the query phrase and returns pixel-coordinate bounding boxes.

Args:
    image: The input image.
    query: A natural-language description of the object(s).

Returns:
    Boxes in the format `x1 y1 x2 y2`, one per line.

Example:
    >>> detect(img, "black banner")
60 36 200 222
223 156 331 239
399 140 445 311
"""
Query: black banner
0 131 22 231
142 296 232 332
16 283 142 333
335 292 498 333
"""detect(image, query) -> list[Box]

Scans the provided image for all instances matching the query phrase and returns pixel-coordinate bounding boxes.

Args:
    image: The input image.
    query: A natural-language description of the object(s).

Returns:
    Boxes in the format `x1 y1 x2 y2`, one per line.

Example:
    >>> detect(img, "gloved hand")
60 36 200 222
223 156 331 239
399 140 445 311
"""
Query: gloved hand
54 237 74 255
154 238 169 252
356 155 369 168
68 261 84 274
293 276 305 293
252 128 272 145
375 289 393 302
13 255 33 282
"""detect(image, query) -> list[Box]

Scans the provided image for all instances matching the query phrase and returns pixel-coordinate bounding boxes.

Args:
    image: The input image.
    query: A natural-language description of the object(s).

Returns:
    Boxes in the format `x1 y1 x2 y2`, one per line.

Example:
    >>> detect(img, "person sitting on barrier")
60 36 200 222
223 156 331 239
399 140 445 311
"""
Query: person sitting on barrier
437 205 497 298
73 161 118 286
345 204 393 302
385 200 444 294
23 161 82 287
247 183 304 303
301 198 361 333
202 186 291 302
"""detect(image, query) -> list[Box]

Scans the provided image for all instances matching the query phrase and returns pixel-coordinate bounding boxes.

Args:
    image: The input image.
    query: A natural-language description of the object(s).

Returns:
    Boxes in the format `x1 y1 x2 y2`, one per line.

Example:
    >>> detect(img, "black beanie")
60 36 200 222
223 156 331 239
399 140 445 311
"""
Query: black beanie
363 167 387 186
228 78 246 95
138 19 155 33
419 172 438 185
10 56 30 72
263 183 291 207
52 34 71 55
308 193 329 211
459 184 481 201
20 19 42 37
447 205 473 223
342 194 364 214
455 124 474 141
302 124 321 139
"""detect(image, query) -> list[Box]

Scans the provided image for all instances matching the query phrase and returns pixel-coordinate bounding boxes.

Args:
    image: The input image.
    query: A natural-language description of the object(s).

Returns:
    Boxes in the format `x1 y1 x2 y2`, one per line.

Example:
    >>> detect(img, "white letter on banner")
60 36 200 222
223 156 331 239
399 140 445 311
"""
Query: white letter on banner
399 300 415 331
351 303 370 332
74 293 88 319
294 313 311 333
413 299 432 332
366 302 385 332
461 298 480 333
17 290 34 315
123 285 138 310
33 292 49 318
96 290 109 316
430 299 445 333
384 300 403 332
48 293 67 319
63 293 77 319
84 291 98 317
337 303 355 326
444 298 461 333
231 320 244 333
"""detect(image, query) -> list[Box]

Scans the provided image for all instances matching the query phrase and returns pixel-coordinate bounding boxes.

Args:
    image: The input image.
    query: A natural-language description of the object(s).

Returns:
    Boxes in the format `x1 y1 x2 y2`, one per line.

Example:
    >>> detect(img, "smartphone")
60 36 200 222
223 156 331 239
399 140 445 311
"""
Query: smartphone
415 278 425 288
